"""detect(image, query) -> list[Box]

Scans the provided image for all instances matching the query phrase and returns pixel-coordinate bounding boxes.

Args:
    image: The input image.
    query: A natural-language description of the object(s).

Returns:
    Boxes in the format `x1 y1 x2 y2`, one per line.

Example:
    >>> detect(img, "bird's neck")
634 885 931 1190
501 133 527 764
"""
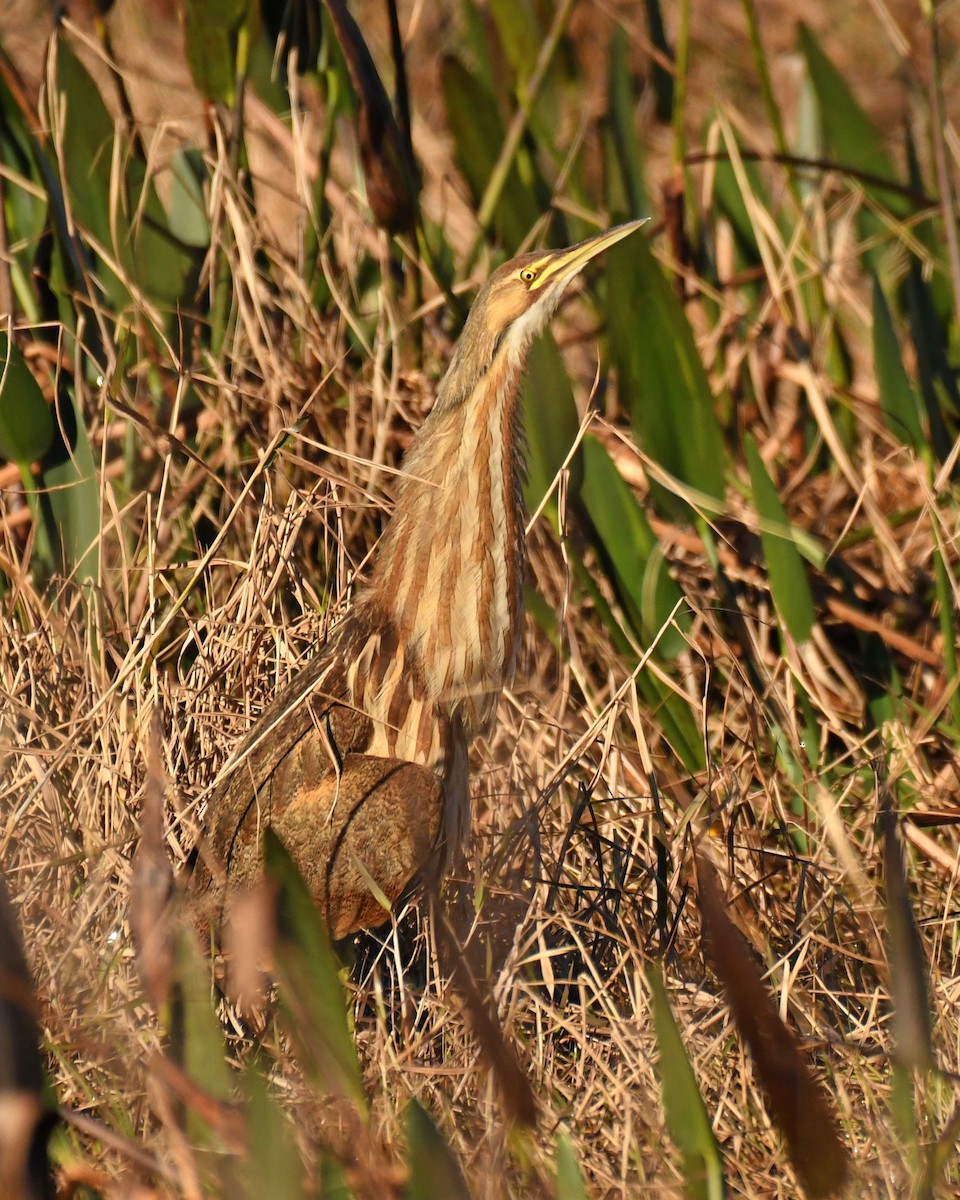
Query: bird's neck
364 347 527 732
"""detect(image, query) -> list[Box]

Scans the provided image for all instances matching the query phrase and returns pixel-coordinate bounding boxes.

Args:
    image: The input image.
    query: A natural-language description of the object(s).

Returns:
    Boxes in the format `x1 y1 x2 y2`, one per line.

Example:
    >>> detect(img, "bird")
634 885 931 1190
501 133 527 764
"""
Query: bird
190 219 647 939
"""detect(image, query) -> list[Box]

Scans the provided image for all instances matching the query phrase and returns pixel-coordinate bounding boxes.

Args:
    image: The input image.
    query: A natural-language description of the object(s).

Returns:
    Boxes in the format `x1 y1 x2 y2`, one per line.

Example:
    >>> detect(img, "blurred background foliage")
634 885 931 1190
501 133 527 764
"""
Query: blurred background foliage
1 0 959 1195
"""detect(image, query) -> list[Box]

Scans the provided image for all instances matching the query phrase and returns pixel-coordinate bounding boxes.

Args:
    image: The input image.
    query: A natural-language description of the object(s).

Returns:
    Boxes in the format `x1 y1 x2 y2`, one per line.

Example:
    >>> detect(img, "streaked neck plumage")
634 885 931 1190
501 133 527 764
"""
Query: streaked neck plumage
364 292 534 734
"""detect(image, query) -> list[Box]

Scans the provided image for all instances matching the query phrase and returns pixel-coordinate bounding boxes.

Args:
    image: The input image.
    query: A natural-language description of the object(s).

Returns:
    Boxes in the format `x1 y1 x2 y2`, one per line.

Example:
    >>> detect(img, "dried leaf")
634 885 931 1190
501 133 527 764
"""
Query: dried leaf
324 0 419 233
696 852 849 1198
880 782 933 1072
129 718 175 1012
224 882 276 1018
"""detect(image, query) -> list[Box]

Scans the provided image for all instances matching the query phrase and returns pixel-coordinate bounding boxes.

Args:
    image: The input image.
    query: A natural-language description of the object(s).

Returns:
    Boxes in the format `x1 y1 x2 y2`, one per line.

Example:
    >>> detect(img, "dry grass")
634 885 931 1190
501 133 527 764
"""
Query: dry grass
2 3 960 1197
4 227 956 1196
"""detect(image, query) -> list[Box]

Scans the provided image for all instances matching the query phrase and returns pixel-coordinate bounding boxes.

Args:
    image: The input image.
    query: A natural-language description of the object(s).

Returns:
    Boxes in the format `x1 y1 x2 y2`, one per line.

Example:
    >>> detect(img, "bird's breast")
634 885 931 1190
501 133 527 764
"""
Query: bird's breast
407 384 523 730
368 351 526 737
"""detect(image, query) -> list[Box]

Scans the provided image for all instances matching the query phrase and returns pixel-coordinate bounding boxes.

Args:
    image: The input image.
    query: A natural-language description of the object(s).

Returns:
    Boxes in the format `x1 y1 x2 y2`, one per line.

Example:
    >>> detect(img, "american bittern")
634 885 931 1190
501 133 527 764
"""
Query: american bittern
192 220 646 938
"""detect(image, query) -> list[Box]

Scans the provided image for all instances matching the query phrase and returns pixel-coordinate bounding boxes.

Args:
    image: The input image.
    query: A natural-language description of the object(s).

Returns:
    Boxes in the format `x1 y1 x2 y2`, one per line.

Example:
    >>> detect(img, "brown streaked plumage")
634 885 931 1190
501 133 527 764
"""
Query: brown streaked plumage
191 220 647 939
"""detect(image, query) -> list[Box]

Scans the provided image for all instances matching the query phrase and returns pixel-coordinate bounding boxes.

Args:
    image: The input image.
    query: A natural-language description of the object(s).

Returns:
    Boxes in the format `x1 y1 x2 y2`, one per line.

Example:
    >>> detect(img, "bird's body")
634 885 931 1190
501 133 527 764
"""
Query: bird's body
191 221 645 938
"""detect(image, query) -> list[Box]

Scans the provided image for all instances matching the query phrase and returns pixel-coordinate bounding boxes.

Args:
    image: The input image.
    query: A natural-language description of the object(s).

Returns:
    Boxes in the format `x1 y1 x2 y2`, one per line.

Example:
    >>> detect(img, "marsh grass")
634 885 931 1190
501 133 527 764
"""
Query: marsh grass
1 2 959 1196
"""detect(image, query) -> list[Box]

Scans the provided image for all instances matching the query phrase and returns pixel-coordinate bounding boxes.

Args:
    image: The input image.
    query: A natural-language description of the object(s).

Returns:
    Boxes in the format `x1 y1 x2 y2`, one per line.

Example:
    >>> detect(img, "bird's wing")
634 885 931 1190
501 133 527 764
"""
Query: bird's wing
196 622 365 877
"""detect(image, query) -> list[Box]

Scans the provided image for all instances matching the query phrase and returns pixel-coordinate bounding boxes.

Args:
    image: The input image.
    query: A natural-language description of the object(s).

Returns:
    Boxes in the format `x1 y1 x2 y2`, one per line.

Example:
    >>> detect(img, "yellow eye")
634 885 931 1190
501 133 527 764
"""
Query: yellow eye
519 267 537 283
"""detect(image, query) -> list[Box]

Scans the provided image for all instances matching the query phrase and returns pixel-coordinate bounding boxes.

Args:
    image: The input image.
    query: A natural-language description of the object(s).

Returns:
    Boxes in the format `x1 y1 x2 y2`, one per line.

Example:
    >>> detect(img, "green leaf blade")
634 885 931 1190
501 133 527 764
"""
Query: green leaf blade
521 335 581 513
182 0 247 105
262 829 366 1111
39 391 101 586
744 435 815 644
577 435 687 658
872 276 924 452
175 927 232 1105
0 335 53 464
404 1099 471 1200
440 57 541 252
555 1132 589 1200
647 965 725 1200
797 23 908 218
243 1069 306 1200
606 234 726 520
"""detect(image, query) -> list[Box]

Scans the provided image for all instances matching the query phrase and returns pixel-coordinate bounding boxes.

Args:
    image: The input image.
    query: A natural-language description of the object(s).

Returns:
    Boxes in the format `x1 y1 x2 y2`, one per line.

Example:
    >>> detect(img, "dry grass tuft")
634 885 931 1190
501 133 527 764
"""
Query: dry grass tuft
1 5 959 1197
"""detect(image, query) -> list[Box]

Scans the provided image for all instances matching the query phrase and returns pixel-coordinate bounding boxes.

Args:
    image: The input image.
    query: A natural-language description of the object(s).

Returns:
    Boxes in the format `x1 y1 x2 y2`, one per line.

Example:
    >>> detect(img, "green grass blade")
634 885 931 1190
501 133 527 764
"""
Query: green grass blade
440 57 540 252
243 1068 305 1200
798 21 915 280
262 829 366 1112
577 435 687 658
522 335 581 513
933 537 960 735
172 927 248 1195
881 791 933 1073
605 233 726 520
404 1098 471 1200
859 627 903 731
38 390 100 586
457 2 498 96
607 27 649 218
797 23 909 218
872 277 925 452
565 552 704 772
319 1154 354 1199
555 1131 589 1200
642 0 674 123
53 40 116 254
0 333 53 464
890 1061 918 1152
0 80 48 321
488 0 568 154
175 927 232 1104
54 40 195 318
744 434 815 644
670 0 690 169
123 158 198 309
488 0 543 85
904 125 954 322
471 0 572 245
922 1100 960 1196
182 0 248 105
647 965 725 1200
53 41 130 313
166 148 212 249
636 649 706 774
904 261 957 463
740 0 789 166
709 122 766 261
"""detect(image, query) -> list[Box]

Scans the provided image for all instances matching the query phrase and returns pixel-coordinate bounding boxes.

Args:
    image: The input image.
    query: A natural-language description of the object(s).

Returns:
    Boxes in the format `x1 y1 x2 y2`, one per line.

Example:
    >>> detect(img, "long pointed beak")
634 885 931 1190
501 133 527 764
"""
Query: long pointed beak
531 218 649 292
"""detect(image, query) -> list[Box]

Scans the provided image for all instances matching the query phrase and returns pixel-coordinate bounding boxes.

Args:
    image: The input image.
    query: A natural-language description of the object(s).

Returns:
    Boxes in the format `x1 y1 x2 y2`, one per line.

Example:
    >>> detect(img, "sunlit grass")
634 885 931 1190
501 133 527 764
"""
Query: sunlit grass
1 1 958 1196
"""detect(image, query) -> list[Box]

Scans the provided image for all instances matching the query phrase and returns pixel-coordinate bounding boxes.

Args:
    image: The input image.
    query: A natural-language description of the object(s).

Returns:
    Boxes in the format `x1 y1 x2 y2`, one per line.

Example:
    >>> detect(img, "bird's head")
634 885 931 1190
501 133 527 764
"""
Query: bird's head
440 219 648 406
